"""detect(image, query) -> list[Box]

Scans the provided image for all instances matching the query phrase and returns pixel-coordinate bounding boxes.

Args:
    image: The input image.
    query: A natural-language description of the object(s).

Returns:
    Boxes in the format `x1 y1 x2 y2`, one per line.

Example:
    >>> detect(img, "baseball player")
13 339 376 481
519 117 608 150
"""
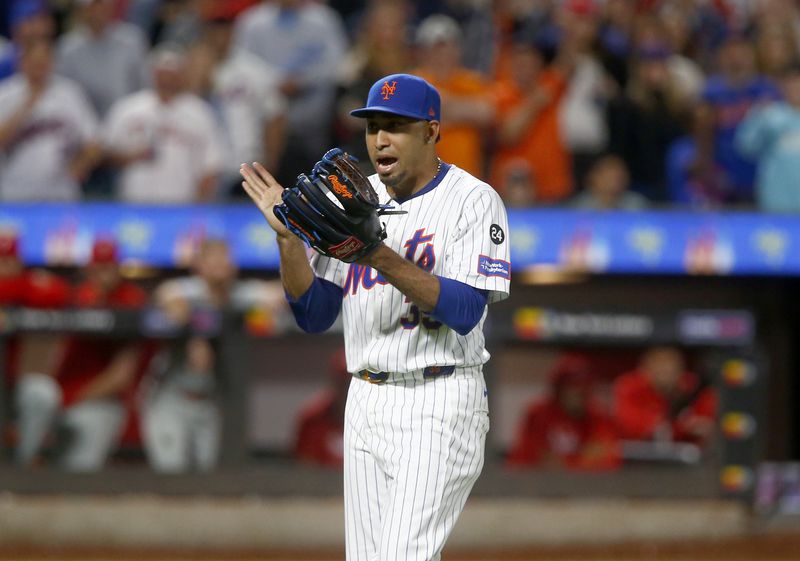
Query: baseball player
241 73 510 561
15 238 148 471
141 238 285 472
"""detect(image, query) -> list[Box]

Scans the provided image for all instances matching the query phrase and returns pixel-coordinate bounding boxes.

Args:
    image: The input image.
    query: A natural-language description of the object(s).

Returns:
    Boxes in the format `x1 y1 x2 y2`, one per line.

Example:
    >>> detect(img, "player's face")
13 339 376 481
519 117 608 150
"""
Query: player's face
365 114 433 191
643 348 684 396
88 262 120 292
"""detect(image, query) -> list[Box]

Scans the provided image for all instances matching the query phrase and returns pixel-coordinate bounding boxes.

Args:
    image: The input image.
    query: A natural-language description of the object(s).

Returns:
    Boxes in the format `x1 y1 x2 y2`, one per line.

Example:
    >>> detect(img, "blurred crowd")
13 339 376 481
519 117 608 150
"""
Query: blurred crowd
0 0 799 210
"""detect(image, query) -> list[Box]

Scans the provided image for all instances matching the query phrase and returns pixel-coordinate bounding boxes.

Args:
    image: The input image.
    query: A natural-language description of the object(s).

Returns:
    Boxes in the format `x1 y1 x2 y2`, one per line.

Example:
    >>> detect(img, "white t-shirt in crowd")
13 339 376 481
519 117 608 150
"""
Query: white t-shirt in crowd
214 49 286 176
103 90 224 204
559 55 609 154
0 74 99 201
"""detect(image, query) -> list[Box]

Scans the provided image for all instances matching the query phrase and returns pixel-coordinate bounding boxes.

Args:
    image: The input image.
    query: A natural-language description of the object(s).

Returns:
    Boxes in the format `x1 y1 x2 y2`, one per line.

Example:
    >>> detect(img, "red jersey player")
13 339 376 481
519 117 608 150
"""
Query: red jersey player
1 230 70 451
613 346 717 446
15 238 149 470
293 349 350 468
507 354 621 471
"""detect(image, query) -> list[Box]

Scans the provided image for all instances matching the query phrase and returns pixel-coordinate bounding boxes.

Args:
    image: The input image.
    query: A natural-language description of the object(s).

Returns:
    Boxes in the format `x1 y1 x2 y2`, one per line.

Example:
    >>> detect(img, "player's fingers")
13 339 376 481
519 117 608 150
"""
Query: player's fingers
240 164 266 196
252 162 283 191
241 180 261 203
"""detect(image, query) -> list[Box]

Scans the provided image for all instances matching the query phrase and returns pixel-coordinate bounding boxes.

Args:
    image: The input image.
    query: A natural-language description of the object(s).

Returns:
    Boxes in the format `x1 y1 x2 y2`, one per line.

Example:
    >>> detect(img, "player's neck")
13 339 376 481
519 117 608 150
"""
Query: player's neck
408 157 443 197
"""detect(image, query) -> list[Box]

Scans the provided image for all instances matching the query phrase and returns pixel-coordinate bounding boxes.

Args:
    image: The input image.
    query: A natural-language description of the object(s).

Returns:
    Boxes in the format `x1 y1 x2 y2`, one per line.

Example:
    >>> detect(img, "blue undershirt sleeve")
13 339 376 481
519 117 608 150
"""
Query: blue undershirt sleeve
431 276 488 336
286 277 343 333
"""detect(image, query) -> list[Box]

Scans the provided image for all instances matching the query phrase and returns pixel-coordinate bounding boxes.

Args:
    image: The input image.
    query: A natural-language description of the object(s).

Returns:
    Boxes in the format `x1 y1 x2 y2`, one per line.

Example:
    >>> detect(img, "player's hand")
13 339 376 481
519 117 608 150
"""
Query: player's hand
240 162 290 237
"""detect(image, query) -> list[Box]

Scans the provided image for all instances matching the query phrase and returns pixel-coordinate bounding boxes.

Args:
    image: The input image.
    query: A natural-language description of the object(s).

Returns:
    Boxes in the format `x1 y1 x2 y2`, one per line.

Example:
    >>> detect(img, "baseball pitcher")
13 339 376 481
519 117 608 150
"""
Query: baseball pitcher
241 73 510 561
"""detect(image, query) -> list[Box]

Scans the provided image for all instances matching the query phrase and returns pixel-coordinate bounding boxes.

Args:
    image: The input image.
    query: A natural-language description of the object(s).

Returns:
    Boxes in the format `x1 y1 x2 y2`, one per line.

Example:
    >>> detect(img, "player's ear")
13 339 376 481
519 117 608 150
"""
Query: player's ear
426 121 440 144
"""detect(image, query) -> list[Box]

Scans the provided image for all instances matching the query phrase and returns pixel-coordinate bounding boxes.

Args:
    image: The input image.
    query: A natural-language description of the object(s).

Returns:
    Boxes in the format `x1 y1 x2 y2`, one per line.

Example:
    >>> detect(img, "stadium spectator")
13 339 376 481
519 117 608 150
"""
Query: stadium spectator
335 0 412 170
557 0 613 187
0 0 54 80
141 238 284 472
736 65 800 213
507 354 621 472
412 14 495 179
597 0 637 88
499 161 537 208
754 26 797 81
613 346 717 447
644 8 705 102
147 0 206 47
185 5 287 198
422 0 496 76
123 0 162 42
15 238 146 471
690 33 780 206
234 0 348 185
570 154 648 210
103 44 224 203
0 40 101 201
491 37 573 204
607 41 694 201
56 0 148 118
293 349 349 468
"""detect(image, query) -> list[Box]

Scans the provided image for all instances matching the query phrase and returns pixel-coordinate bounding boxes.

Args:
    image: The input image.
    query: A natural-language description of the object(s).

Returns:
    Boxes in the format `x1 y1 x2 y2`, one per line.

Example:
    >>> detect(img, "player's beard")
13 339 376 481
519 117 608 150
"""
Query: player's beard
379 166 415 199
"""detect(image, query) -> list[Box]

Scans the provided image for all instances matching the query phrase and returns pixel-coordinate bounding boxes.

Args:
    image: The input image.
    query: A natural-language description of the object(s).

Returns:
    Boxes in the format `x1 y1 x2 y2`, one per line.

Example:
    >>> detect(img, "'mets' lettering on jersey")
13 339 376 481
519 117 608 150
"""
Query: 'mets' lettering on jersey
310 164 511 374
343 228 437 297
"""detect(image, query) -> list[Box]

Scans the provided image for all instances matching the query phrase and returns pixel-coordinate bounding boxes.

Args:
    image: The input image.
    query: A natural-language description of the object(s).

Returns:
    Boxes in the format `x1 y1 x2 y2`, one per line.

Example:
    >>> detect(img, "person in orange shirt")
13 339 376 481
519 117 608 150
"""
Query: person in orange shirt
412 14 495 179
507 354 621 472
491 36 574 204
293 349 350 468
613 346 717 446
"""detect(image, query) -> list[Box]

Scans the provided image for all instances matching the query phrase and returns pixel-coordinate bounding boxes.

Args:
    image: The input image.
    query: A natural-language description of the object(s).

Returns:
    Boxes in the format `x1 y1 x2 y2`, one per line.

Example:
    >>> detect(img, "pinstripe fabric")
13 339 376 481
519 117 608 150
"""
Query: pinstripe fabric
344 367 489 561
310 165 511 374
310 164 507 560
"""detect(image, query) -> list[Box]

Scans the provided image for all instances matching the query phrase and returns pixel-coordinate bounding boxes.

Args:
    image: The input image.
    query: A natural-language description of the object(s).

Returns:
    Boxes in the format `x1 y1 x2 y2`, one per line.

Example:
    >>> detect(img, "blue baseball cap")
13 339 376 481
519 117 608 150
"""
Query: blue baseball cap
350 73 441 121
10 0 48 29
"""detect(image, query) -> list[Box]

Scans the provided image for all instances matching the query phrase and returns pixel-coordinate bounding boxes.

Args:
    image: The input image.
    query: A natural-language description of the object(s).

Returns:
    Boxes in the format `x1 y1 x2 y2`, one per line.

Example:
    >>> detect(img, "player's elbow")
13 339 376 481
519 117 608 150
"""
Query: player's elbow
432 277 488 336
287 277 343 333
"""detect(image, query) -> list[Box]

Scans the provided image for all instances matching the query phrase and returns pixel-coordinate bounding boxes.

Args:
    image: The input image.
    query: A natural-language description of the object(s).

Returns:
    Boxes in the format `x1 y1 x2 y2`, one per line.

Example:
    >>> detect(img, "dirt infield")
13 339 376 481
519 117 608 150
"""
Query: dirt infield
1 532 799 561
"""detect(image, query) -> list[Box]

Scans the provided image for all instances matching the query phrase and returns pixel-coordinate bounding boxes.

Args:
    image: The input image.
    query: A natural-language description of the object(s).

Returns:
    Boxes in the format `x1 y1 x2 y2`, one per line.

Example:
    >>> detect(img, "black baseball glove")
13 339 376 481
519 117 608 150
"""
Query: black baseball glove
273 148 404 262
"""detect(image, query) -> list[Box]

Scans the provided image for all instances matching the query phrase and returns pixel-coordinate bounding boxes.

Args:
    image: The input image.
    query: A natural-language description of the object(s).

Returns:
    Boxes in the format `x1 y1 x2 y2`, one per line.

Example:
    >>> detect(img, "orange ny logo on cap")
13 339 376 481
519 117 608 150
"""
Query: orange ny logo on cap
381 80 397 100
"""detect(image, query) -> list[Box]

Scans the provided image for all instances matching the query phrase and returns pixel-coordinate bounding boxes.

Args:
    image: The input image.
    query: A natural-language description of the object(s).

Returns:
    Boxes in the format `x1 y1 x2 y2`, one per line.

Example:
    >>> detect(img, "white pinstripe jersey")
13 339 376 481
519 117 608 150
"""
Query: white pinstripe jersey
311 164 511 374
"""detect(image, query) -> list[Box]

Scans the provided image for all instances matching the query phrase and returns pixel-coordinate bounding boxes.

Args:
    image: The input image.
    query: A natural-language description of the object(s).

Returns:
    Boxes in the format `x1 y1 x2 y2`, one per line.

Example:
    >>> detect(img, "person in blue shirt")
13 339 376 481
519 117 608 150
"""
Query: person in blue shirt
736 66 800 213
693 34 780 205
